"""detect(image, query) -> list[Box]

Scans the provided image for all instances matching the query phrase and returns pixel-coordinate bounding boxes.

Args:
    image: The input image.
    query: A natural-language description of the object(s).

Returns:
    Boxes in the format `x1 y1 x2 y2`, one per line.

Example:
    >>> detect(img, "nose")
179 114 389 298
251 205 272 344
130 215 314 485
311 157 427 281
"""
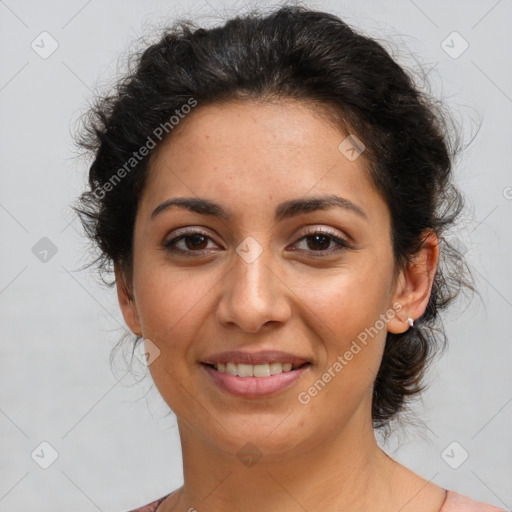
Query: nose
215 241 292 333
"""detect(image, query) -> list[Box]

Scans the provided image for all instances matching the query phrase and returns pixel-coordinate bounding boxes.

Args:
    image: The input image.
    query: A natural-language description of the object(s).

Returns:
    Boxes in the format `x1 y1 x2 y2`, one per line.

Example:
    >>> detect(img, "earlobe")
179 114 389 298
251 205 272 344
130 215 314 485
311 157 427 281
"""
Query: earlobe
387 231 439 334
387 299 413 334
387 314 415 334
114 263 142 336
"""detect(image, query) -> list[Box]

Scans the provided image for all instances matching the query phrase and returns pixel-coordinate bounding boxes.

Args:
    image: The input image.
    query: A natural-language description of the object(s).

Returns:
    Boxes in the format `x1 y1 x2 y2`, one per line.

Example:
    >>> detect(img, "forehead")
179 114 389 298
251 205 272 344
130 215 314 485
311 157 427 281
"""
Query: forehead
140 99 387 224
149 98 350 171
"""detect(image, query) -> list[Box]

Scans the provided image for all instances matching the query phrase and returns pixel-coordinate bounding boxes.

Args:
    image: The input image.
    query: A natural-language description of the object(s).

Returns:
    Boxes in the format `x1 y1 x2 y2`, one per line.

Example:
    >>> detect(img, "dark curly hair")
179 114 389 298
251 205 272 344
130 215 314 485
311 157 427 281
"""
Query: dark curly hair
74 3 474 429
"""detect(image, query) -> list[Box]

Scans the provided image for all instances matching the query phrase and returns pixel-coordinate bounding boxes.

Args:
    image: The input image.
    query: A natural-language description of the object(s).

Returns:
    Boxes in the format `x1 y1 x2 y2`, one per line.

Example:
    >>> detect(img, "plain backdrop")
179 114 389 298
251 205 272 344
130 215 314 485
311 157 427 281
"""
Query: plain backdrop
1 0 511 510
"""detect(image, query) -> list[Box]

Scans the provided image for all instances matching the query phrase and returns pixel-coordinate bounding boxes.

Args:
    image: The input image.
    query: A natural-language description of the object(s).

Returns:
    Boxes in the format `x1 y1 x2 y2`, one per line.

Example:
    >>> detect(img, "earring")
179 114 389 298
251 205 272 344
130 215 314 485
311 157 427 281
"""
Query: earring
407 317 414 327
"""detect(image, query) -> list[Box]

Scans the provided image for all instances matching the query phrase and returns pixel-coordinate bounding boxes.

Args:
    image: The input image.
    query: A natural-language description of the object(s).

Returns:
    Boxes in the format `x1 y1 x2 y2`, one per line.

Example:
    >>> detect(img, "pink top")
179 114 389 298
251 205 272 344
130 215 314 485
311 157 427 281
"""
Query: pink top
125 490 507 512
439 491 506 511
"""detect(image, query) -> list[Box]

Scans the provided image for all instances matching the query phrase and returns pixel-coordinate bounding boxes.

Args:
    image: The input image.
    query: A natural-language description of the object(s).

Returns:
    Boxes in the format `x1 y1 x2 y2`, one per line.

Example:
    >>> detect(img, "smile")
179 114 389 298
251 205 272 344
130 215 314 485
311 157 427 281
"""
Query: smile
201 362 312 397
210 361 307 377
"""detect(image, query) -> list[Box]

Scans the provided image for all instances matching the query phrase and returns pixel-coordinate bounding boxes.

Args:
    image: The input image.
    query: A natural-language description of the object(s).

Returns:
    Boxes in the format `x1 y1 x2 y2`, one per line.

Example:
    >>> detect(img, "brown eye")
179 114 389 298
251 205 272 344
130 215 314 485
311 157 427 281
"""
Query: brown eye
163 230 217 255
305 233 332 251
292 229 351 256
183 234 208 250
163 228 350 257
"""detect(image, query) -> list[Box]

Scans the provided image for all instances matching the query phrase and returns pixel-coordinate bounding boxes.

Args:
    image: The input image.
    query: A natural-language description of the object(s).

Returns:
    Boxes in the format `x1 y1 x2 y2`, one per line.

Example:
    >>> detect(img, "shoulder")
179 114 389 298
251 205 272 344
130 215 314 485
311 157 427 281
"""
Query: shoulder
124 493 170 512
441 490 507 512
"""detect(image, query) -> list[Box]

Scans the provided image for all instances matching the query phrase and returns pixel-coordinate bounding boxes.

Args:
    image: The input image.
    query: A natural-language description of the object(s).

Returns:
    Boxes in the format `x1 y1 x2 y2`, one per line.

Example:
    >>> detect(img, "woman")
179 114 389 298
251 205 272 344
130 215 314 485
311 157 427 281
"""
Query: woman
74 4 505 511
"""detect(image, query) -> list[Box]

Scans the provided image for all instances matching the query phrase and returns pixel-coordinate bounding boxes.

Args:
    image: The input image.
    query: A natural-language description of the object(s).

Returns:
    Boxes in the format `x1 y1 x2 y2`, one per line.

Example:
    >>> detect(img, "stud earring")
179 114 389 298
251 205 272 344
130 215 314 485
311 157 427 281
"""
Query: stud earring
407 317 414 327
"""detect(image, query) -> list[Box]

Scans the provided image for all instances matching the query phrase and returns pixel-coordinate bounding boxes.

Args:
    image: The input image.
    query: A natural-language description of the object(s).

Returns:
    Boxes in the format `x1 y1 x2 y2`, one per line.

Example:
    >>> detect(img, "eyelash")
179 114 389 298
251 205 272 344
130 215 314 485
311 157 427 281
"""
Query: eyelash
162 228 351 257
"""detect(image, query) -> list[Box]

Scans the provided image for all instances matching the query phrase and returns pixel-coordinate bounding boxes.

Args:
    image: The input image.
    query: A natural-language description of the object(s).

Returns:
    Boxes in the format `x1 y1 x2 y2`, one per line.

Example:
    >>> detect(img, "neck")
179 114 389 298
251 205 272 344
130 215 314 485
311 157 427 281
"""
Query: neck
172 402 397 511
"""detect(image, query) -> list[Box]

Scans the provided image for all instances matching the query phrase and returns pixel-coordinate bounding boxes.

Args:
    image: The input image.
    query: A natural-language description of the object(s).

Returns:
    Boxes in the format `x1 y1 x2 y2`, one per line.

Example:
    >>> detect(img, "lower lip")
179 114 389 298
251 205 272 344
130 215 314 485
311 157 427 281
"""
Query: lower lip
201 363 311 397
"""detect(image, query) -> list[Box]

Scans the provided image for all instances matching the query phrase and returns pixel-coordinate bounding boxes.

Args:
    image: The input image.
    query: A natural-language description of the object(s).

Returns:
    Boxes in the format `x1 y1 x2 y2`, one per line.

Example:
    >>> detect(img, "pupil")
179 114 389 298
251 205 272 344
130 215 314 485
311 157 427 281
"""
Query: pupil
187 234 207 250
307 234 330 251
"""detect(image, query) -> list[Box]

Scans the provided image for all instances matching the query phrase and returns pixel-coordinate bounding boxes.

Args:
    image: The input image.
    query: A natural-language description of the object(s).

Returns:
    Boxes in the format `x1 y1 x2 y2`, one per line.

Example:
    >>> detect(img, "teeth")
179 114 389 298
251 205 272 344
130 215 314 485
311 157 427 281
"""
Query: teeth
255 364 270 377
225 362 237 375
213 362 295 377
237 363 254 377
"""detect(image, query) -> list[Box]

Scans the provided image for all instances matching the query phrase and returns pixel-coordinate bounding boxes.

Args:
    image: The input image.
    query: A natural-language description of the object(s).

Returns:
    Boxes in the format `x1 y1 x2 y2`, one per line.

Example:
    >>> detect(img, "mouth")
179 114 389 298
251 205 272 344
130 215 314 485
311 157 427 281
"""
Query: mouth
200 361 312 397
201 361 311 378
199 350 312 396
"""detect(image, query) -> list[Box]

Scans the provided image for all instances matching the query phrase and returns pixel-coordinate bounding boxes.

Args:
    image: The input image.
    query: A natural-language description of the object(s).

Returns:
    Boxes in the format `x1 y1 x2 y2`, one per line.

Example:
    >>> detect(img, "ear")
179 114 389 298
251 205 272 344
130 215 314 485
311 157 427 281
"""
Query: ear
387 231 439 334
114 263 142 336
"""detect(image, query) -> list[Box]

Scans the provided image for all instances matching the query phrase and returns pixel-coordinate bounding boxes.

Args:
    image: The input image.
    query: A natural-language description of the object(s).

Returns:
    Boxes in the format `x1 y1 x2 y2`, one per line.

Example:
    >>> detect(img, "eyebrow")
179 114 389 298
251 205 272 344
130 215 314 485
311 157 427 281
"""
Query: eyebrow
150 194 368 222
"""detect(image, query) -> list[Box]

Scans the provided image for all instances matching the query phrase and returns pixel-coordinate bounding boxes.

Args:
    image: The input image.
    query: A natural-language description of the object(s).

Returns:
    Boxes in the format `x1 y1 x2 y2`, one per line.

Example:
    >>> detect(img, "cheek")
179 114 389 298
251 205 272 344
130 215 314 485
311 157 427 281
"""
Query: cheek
292 258 393 343
134 264 211 344
133 265 215 409
290 256 394 389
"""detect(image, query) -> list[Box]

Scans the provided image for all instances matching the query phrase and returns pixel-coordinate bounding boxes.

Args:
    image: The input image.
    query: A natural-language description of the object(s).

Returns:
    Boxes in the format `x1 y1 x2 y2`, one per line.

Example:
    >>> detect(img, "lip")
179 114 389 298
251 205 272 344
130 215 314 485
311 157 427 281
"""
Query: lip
201 362 311 397
201 350 310 366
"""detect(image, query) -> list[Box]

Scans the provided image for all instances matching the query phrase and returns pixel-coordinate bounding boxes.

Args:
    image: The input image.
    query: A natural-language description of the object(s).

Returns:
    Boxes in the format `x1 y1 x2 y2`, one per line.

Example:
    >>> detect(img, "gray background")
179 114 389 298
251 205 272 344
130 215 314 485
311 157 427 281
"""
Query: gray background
1 0 511 510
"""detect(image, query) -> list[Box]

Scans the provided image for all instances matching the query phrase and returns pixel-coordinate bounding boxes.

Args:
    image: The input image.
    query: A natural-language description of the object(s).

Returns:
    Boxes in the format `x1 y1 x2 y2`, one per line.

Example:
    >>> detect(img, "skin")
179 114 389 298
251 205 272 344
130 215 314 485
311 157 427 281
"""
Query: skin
115 99 444 512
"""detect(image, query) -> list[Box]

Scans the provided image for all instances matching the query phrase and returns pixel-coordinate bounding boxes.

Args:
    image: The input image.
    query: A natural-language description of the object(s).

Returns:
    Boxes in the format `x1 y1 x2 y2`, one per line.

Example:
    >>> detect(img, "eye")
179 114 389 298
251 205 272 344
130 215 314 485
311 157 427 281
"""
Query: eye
163 229 218 255
290 228 351 256
162 227 351 257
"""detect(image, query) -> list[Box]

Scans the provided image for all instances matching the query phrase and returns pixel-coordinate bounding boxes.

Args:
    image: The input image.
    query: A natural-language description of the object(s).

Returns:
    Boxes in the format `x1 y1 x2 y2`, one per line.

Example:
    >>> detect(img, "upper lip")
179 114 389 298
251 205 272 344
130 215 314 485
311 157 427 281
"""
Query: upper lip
201 350 310 366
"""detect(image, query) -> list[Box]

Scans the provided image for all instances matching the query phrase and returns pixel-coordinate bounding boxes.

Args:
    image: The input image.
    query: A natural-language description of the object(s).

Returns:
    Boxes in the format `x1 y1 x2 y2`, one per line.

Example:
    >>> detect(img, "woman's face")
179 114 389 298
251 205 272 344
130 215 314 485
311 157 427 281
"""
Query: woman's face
118 99 409 459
